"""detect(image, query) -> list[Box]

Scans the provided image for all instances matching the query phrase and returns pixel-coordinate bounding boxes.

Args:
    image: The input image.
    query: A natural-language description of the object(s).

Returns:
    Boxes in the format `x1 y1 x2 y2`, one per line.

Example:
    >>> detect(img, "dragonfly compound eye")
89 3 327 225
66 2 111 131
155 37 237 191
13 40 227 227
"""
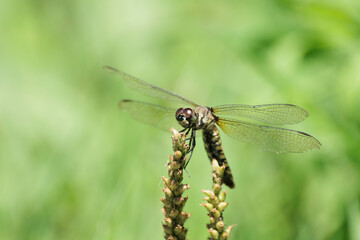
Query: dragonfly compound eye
175 108 186 121
176 108 183 116
183 108 193 118
176 113 185 122
175 108 194 128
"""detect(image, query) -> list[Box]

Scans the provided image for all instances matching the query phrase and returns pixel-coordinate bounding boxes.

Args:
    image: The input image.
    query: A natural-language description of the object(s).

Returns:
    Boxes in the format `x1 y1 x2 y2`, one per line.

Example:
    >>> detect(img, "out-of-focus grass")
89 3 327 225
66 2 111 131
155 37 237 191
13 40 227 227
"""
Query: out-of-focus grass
1 0 359 239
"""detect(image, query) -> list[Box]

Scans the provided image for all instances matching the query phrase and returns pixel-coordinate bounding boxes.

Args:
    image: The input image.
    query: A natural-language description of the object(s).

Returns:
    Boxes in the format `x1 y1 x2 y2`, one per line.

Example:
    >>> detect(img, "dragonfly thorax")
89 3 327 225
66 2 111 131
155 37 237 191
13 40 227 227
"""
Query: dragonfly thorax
193 106 216 130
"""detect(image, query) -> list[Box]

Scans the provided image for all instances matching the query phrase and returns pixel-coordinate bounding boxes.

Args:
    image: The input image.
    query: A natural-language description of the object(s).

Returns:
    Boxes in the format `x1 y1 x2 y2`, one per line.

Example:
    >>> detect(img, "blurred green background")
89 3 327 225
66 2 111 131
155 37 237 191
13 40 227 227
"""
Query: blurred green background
1 0 360 239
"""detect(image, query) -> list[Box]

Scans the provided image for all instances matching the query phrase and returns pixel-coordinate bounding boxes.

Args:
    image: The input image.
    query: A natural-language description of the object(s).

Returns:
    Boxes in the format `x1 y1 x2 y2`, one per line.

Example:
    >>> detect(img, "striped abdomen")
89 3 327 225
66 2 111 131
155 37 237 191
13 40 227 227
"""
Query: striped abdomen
202 125 235 188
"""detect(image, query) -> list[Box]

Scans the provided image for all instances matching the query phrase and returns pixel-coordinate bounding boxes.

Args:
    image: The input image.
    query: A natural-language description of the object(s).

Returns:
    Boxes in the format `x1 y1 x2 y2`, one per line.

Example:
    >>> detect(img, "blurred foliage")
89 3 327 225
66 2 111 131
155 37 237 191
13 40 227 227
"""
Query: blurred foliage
1 0 360 239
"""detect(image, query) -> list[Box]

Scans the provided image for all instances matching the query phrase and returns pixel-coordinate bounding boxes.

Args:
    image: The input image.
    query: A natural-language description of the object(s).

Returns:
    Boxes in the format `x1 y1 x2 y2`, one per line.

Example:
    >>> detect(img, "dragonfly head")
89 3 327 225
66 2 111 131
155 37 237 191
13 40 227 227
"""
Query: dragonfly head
175 108 196 128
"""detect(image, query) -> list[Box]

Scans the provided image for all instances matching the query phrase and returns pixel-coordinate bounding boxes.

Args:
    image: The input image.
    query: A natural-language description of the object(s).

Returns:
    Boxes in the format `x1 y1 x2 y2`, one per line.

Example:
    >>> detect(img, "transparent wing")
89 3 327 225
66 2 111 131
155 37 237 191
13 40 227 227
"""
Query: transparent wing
119 100 180 132
105 66 198 107
217 117 321 153
212 104 309 125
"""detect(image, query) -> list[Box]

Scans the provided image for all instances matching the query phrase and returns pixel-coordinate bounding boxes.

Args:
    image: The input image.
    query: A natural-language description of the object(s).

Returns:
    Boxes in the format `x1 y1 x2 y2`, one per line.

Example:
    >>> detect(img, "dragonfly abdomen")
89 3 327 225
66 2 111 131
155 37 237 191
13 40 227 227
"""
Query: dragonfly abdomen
203 126 235 188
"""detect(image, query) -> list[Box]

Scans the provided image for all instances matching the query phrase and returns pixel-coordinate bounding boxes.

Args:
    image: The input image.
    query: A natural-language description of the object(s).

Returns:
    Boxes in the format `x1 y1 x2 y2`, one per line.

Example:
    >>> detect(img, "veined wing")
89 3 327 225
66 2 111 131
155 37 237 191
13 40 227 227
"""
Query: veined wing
119 100 179 132
212 104 308 125
105 66 198 107
217 117 321 153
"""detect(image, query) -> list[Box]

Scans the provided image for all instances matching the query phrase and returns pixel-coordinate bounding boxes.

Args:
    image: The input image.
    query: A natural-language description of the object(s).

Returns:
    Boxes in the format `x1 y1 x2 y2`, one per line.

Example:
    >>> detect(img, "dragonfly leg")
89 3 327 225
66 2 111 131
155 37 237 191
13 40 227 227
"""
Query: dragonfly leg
180 128 191 134
184 129 196 169
186 128 191 135
181 128 195 143
185 128 196 154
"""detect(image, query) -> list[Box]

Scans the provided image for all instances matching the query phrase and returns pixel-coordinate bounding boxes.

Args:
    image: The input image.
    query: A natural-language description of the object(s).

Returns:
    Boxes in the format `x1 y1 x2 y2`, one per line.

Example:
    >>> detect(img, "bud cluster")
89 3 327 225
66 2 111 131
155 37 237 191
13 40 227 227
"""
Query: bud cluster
202 160 233 240
161 129 190 240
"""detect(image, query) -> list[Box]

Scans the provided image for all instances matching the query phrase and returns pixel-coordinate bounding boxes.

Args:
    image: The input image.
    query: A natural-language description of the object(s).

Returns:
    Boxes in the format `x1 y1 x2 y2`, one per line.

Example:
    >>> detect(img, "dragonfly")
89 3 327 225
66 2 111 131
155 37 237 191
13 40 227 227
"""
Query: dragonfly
105 66 321 188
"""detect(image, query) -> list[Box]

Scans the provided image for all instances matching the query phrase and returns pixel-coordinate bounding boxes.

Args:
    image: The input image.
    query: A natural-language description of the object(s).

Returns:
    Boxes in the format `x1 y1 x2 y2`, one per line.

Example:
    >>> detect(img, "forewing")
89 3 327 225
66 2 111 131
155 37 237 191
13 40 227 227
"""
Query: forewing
105 66 198 107
119 100 179 132
213 104 309 125
217 117 321 153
